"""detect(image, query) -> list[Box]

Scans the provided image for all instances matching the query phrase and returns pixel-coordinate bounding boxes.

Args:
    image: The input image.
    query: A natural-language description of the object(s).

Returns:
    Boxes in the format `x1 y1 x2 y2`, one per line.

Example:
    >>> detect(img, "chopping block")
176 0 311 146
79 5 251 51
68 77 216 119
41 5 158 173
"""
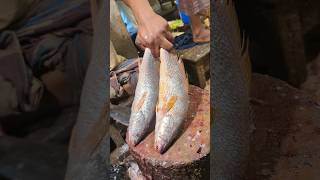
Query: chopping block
179 43 210 89
126 85 210 180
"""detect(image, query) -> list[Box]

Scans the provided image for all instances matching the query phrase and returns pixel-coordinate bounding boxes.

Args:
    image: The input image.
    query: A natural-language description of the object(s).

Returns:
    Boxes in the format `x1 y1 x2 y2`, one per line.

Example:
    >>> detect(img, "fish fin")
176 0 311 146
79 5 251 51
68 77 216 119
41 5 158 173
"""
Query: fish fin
166 96 177 112
156 100 165 113
156 101 159 112
158 96 177 113
177 58 189 90
132 92 147 112
138 58 142 68
159 82 166 97
157 82 166 114
156 103 166 115
160 103 167 113
177 58 187 76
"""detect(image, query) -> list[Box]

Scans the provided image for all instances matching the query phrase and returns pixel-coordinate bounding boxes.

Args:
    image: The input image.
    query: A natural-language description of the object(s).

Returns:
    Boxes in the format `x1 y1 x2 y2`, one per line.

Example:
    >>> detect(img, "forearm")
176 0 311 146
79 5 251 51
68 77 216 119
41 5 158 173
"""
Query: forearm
121 0 155 25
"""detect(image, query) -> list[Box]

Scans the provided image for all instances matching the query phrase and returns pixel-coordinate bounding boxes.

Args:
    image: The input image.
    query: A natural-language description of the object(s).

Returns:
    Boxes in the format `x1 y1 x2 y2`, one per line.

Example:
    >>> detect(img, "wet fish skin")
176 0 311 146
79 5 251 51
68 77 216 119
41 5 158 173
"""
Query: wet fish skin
127 48 160 146
155 48 189 154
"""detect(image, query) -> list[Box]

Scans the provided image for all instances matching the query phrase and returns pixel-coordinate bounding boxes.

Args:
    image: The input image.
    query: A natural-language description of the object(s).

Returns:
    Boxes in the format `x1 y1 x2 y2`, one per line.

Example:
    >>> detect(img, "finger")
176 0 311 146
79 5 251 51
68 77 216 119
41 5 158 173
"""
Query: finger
150 43 160 58
135 40 145 50
159 36 173 50
143 34 159 57
135 34 146 50
141 44 147 50
139 43 147 51
164 30 174 43
151 47 160 58
138 33 154 52
164 24 174 42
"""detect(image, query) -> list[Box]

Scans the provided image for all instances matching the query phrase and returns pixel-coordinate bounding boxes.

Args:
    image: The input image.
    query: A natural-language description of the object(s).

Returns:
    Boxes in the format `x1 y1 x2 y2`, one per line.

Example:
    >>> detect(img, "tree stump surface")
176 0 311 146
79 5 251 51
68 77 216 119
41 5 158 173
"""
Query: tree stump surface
126 85 210 180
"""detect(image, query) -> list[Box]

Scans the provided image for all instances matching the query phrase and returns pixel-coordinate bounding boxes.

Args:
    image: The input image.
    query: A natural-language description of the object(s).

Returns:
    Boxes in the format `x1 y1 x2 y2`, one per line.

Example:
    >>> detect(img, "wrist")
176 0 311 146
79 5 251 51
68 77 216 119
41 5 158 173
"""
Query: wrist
127 0 155 25
136 10 157 26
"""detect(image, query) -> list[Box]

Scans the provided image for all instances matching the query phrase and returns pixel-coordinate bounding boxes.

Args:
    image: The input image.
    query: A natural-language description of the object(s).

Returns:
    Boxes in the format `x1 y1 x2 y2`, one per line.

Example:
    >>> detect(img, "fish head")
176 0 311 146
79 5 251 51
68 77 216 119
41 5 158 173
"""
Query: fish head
155 114 176 154
128 111 146 146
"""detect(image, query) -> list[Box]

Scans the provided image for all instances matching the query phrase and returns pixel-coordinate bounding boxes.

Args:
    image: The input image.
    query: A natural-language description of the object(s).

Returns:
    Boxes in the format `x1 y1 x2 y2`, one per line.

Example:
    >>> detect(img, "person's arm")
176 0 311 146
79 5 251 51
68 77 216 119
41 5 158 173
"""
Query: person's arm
122 0 173 57
122 0 154 24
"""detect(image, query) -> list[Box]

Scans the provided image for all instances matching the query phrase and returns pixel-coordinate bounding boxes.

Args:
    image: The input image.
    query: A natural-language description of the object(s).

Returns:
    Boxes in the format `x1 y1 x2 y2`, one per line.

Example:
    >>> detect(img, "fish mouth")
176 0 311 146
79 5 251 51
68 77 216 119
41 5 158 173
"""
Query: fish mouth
128 111 146 146
128 133 142 146
154 114 181 154
155 134 174 154
128 111 156 146
154 117 170 154
155 136 167 154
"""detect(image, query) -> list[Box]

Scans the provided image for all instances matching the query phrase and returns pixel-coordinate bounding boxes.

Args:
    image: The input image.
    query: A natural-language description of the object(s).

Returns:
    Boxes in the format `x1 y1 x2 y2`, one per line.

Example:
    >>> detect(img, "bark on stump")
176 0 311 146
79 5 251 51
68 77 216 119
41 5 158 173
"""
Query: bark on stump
126 85 210 180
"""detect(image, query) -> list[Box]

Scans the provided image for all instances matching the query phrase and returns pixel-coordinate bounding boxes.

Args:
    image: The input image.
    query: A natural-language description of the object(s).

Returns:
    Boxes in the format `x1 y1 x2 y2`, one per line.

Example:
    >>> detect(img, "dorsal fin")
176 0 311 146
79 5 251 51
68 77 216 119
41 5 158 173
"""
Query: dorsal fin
177 57 189 90
138 58 142 67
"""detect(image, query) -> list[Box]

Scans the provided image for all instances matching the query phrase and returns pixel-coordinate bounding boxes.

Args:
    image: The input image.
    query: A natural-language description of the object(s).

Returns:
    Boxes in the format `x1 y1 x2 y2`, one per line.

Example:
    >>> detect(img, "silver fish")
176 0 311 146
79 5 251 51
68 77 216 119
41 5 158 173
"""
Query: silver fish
155 48 189 154
127 48 159 146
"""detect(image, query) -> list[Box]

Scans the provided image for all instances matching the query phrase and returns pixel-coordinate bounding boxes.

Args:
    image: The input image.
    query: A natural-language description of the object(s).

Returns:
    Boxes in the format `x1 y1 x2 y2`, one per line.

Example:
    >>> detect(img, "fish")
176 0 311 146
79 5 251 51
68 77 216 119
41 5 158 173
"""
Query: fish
155 48 189 154
127 48 160 146
127 162 147 180
110 104 130 126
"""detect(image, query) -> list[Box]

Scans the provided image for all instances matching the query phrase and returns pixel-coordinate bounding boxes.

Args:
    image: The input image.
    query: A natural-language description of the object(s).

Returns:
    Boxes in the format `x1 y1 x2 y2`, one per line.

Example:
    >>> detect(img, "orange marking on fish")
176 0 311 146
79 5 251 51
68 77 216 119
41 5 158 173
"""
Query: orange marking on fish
166 96 177 112
132 92 147 112
158 96 177 113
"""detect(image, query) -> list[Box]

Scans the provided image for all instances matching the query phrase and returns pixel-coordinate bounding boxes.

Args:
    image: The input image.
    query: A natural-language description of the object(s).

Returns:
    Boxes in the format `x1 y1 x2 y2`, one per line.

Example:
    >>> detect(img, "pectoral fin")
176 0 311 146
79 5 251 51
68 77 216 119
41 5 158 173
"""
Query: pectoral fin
132 92 147 112
158 95 177 114
166 96 177 112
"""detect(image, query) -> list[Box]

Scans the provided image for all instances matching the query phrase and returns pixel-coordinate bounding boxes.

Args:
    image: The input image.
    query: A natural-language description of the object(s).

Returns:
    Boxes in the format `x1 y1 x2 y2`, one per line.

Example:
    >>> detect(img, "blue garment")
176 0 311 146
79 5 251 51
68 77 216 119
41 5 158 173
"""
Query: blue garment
173 29 196 49
176 0 190 24
119 5 137 37
173 29 208 50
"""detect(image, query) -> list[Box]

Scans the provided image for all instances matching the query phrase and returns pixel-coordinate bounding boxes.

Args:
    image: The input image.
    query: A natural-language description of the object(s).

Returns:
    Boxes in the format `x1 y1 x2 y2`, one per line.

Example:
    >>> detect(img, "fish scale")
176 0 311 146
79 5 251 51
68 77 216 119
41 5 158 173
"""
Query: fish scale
155 48 189 154
128 48 160 146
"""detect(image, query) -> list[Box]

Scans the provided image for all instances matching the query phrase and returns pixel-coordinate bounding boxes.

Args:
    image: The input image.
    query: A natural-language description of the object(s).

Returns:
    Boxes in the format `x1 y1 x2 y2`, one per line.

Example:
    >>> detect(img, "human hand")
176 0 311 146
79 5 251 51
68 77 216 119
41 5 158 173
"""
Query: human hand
135 12 173 58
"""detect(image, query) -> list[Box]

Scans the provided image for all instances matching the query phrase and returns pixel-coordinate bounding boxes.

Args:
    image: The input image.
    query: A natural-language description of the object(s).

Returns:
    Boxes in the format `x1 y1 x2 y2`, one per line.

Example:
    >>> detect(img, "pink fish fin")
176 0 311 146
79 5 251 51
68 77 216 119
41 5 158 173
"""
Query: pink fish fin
138 58 142 69
157 95 175 114
177 58 189 90
177 58 186 74
156 101 159 112
132 92 147 112
156 98 166 113
165 95 177 112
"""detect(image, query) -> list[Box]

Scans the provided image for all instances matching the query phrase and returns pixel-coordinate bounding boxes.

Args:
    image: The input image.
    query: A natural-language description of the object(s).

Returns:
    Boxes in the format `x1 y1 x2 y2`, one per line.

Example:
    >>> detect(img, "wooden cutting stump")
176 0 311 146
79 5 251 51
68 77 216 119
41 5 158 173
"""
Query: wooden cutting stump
126 85 210 180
